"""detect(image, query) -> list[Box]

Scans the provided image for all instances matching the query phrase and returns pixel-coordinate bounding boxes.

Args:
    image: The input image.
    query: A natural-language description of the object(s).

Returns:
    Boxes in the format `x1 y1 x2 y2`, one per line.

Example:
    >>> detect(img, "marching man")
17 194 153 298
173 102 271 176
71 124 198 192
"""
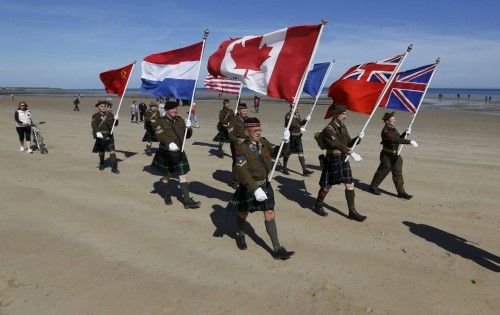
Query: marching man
369 111 418 199
91 100 120 174
312 103 366 221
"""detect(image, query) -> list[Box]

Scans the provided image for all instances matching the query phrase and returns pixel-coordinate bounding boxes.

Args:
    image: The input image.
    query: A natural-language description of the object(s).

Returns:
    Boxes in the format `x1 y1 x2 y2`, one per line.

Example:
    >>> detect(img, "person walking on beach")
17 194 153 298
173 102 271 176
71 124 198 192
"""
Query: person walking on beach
14 101 33 153
227 103 249 189
138 101 147 122
91 100 120 174
130 101 139 123
151 101 201 209
189 103 200 128
281 103 313 176
105 97 113 109
228 117 294 260
253 95 261 113
369 112 419 199
142 102 160 156
312 103 366 221
213 99 234 158
73 96 80 111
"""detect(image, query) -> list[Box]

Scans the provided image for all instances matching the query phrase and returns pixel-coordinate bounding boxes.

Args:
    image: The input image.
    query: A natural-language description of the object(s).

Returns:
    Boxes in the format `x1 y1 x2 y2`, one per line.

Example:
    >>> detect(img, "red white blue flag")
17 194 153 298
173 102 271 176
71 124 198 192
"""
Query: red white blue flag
380 64 436 113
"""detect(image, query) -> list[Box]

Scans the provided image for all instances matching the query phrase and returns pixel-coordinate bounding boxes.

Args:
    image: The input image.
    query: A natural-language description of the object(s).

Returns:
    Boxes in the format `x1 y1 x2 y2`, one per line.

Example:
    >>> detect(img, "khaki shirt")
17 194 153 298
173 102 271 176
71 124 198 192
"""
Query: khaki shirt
320 121 358 154
91 111 116 136
285 110 306 135
153 116 192 150
228 114 247 144
144 109 159 130
235 138 288 192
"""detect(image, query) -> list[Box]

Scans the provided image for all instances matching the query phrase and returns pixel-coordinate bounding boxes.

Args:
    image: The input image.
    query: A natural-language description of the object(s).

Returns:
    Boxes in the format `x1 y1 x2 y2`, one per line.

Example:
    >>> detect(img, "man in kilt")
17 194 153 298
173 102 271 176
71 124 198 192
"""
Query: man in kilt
369 111 419 199
227 102 249 189
91 100 120 174
282 103 313 176
151 101 200 209
142 101 160 156
212 99 234 158
228 117 294 260
312 103 366 221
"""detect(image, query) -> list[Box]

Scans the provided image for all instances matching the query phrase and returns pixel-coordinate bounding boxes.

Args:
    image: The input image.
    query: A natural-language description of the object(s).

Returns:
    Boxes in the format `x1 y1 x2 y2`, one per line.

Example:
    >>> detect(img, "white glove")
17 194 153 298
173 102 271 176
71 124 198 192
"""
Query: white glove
114 115 119 120
350 151 363 162
254 187 268 202
358 131 365 139
410 140 419 148
300 127 306 134
168 142 180 151
282 129 291 143
405 127 411 135
96 132 104 139
305 115 312 122
185 119 192 128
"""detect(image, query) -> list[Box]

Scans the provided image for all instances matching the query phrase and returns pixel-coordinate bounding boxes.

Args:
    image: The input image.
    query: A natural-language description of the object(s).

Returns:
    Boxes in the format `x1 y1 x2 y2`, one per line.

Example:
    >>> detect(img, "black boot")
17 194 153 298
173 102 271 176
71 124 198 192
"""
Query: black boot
145 147 152 156
398 192 413 200
282 156 290 175
180 182 200 209
345 189 366 222
272 247 295 260
110 154 120 174
217 143 224 158
235 232 247 250
98 153 105 170
299 156 313 177
312 201 328 216
159 180 173 205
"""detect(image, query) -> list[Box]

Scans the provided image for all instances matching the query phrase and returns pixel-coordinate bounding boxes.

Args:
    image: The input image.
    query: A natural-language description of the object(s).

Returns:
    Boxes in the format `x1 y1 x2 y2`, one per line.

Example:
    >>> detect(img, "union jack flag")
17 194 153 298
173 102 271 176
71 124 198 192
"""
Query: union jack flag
341 54 403 83
380 64 436 113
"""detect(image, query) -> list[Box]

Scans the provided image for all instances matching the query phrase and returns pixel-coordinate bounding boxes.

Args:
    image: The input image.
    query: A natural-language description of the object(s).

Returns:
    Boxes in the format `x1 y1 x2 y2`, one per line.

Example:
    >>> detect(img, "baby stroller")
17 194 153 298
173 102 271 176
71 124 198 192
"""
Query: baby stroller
31 121 48 154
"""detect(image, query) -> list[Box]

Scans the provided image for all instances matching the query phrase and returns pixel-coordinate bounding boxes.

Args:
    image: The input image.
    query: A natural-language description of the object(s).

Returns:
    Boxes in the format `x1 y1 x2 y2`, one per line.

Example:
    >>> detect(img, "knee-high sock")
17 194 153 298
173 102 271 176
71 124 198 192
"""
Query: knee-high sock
298 156 307 173
316 187 329 205
109 153 117 170
345 189 356 212
99 152 105 164
179 182 191 202
236 215 246 235
265 219 281 251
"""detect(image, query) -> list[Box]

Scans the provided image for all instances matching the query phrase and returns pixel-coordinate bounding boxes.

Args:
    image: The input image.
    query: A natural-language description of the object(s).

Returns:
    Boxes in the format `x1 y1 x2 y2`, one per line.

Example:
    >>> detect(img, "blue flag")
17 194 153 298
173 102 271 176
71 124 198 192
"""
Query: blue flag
303 62 331 97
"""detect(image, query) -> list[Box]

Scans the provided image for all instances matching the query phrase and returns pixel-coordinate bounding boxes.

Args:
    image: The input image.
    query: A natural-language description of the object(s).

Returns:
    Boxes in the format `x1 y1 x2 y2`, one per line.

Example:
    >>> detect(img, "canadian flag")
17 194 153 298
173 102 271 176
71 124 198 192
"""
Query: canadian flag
208 24 321 103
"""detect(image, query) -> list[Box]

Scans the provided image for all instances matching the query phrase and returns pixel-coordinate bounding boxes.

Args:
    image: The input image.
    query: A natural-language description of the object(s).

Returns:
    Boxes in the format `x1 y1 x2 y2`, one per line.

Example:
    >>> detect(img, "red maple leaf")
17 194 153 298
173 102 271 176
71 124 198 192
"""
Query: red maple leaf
230 36 272 78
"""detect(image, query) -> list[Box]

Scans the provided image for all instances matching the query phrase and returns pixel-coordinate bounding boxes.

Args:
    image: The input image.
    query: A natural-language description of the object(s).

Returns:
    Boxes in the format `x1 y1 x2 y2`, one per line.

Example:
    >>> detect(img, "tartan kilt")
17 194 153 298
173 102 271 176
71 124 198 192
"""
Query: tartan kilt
142 128 157 142
319 154 353 186
92 137 115 153
212 129 230 143
227 182 275 213
152 148 190 177
285 134 304 155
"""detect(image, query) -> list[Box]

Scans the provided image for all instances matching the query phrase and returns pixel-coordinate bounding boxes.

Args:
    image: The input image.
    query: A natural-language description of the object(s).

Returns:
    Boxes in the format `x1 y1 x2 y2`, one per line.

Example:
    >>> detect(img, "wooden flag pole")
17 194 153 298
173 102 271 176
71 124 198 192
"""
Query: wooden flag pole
344 44 413 162
111 60 136 135
397 57 440 155
181 29 209 152
268 19 327 181
303 59 335 129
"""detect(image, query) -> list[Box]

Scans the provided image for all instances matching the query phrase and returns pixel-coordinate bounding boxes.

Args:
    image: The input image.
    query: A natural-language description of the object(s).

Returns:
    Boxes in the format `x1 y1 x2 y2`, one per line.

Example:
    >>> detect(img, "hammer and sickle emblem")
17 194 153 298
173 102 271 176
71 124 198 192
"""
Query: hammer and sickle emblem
120 70 127 79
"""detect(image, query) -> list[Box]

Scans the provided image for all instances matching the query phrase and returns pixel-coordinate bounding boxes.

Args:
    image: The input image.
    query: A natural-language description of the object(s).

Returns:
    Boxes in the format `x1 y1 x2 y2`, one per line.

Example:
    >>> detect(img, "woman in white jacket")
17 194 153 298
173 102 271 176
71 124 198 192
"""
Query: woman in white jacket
14 101 33 153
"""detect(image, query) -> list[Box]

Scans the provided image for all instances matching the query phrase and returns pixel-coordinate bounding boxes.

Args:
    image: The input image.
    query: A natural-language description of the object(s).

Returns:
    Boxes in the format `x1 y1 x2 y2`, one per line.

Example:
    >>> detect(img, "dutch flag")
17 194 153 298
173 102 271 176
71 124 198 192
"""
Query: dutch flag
141 41 203 100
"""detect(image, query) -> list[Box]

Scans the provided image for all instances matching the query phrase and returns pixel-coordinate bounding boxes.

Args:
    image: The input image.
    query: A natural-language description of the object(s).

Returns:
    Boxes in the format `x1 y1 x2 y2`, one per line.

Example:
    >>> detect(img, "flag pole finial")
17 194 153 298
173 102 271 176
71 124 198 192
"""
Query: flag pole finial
407 44 413 52
133 60 137 64
203 29 210 39
320 18 328 25
436 57 441 64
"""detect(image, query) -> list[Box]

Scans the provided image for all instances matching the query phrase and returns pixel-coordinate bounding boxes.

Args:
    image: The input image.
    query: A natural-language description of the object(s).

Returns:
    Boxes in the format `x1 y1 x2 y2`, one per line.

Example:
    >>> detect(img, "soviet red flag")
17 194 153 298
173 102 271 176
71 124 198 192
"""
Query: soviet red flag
99 63 134 96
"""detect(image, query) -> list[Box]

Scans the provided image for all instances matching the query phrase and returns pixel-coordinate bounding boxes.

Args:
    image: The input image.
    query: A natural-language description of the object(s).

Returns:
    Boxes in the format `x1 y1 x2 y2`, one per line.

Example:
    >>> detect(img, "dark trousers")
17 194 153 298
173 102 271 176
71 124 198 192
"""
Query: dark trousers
370 152 405 193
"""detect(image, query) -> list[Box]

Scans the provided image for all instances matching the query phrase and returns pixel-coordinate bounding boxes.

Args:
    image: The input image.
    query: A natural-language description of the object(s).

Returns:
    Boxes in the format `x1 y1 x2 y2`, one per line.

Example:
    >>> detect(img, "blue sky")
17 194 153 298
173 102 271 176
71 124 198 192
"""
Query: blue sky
1 0 499 89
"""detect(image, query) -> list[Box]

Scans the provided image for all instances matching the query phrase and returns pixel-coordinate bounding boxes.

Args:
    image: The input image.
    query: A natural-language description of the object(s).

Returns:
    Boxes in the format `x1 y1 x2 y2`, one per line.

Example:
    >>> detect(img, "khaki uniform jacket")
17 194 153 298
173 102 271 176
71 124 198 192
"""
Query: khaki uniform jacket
285 110 306 135
91 111 117 137
381 125 410 151
219 108 234 126
144 109 160 130
228 114 247 144
320 121 358 154
153 116 192 150
235 138 288 192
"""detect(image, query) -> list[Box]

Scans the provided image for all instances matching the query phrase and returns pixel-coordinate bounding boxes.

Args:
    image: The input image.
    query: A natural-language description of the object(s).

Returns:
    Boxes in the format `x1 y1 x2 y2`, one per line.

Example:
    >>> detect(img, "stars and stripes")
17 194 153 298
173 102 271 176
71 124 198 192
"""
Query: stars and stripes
203 74 242 94
380 63 437 112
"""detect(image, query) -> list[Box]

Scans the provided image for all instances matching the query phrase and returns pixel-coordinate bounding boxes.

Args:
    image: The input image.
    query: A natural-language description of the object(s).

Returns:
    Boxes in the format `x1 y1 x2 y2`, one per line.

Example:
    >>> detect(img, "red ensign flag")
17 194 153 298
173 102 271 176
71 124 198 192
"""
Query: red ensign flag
99 63 134 96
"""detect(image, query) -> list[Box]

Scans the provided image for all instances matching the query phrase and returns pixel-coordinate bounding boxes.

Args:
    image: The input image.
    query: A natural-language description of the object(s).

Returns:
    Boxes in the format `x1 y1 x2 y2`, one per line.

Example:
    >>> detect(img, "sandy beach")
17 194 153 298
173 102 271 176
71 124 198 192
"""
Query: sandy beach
0 95 499 314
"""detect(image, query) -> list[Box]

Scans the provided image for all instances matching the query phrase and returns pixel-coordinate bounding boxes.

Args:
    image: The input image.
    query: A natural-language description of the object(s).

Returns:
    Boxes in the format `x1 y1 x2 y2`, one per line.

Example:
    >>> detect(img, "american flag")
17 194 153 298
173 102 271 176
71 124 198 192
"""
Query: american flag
341 54 403 83
380 64 436 113
204 75 241 94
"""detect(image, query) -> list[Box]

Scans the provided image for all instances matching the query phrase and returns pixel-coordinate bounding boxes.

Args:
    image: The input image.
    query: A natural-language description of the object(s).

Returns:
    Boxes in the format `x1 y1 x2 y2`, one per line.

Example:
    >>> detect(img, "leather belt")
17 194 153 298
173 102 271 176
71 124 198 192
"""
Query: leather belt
326 149 342 155
382 148 398 155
